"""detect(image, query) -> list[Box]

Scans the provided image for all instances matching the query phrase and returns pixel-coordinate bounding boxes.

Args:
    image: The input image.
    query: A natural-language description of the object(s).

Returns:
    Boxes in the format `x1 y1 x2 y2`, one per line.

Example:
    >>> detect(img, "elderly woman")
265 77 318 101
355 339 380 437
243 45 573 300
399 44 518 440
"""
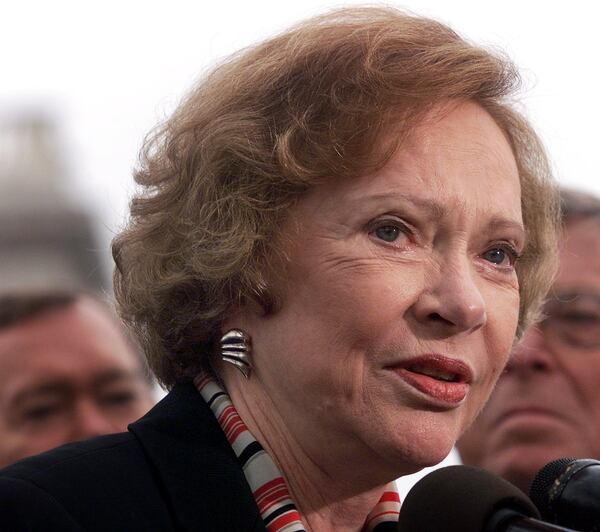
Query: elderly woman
0 7 558 531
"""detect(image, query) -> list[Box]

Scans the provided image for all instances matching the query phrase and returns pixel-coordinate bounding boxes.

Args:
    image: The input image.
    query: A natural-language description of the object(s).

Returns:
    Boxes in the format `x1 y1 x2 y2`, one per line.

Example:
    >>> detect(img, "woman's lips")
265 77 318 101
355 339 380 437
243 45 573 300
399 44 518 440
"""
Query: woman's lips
388 354 473 405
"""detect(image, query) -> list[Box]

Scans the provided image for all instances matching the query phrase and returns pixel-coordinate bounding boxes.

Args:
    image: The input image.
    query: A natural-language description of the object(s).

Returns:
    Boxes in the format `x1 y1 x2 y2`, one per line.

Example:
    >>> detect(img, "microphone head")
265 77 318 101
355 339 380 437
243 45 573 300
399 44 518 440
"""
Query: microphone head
529 457 600 528
397 465 540 532
529 457 576 519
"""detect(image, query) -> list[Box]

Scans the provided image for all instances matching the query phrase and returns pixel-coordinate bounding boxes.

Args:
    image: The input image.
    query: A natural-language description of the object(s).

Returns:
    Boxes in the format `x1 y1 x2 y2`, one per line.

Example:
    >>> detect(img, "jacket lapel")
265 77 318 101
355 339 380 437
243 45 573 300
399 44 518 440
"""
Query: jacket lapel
128 383 266 532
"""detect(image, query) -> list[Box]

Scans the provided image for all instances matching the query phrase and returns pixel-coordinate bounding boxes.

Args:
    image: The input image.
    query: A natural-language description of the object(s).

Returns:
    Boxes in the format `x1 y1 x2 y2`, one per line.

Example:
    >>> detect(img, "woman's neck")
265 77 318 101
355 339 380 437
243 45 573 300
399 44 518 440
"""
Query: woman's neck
226 375 389 531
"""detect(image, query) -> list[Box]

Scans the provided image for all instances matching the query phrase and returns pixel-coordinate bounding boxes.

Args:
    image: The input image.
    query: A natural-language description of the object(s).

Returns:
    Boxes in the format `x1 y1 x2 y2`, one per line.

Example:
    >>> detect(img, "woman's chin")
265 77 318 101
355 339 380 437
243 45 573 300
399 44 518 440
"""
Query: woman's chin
383 451 449 480
385 421 458 475
398 445 453 474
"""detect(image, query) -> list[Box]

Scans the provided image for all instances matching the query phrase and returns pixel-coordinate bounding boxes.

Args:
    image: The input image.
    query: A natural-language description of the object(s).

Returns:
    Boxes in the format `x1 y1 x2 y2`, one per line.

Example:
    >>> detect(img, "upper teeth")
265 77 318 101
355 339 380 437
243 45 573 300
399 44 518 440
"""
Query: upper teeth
409 364 456 382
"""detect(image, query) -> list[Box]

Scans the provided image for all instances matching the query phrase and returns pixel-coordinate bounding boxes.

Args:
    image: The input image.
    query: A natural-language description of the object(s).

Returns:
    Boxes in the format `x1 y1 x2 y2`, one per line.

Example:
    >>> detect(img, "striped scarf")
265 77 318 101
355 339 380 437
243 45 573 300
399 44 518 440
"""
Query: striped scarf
194 371 400 531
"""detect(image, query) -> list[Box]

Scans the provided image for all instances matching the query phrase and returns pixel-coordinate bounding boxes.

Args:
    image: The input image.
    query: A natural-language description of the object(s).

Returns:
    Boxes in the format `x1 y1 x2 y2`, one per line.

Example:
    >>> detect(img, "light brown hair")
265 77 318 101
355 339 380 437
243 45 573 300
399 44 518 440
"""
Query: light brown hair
113 7 559 388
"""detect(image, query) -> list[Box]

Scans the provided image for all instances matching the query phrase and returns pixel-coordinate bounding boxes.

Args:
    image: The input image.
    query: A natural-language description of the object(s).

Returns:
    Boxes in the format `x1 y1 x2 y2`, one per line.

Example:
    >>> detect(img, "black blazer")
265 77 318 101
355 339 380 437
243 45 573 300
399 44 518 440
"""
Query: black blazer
0 383 266 531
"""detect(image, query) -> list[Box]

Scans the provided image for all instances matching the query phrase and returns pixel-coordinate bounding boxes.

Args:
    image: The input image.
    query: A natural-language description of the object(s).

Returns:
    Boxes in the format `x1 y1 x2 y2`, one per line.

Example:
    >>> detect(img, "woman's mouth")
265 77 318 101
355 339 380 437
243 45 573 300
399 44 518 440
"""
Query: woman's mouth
389 354 473 406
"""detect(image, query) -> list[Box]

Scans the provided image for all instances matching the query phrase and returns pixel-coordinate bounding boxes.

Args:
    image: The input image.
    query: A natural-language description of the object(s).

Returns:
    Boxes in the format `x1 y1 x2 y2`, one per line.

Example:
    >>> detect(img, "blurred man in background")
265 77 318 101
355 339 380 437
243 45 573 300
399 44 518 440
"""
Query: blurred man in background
458 188 600 491
0 291 154 468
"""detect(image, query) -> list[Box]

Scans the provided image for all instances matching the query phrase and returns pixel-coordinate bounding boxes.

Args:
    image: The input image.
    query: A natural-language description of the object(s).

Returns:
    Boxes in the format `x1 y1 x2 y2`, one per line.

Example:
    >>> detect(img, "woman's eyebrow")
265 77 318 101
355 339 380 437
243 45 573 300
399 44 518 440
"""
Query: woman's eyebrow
348 192 447 219
485 218 526 240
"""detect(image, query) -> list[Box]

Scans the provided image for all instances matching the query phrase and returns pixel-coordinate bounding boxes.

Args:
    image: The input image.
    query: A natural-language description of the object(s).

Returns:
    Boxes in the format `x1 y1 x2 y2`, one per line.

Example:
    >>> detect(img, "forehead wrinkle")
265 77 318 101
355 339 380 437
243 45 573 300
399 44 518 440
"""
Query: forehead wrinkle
485 217 525 241
411 124 519 192
418 102 515 158
439 136 513 169
345 191 447 220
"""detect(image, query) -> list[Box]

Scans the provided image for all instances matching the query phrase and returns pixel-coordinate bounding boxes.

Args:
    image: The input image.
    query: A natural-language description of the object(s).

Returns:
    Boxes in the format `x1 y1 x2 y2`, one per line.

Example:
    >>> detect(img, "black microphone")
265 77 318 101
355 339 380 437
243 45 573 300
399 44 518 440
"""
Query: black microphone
530 458 600 531
397 465 576 531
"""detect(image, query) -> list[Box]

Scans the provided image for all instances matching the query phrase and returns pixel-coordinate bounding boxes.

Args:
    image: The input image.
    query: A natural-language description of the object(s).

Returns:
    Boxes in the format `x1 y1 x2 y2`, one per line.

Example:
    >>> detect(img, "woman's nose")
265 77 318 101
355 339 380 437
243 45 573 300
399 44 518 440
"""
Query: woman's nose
413 259 487 335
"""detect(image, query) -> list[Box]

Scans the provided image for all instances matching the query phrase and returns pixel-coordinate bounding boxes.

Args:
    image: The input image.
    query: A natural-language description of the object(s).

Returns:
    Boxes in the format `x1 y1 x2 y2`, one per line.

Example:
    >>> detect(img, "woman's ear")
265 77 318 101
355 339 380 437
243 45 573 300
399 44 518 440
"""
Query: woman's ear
221 296 264 334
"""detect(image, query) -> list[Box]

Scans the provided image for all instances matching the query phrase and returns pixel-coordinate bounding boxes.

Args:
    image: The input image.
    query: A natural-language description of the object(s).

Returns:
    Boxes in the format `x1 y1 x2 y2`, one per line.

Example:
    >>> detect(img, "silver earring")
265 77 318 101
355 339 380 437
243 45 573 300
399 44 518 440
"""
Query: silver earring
220 329 252 379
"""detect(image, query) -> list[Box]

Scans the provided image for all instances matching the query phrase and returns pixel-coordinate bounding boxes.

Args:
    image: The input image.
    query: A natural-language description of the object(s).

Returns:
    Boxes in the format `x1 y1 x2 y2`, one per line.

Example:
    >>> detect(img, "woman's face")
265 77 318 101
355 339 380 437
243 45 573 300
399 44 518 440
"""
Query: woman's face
238 101 523 478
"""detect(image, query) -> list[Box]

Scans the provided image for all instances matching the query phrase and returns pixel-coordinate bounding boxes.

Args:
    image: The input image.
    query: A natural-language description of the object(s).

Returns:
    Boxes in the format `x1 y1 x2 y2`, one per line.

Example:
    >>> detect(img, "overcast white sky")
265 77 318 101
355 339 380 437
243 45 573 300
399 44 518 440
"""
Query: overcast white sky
2 0 598 497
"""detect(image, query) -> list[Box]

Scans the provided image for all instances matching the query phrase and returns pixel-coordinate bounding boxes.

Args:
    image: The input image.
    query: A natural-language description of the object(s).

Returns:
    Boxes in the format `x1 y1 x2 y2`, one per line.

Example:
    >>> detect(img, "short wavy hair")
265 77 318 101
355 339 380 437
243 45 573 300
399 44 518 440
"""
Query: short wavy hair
113 7 559 388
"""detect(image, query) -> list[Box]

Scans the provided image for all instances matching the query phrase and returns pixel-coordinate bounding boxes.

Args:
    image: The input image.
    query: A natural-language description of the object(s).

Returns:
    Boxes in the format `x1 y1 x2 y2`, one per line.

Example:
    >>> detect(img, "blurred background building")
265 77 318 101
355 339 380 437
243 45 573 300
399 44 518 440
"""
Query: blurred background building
0 110 108 294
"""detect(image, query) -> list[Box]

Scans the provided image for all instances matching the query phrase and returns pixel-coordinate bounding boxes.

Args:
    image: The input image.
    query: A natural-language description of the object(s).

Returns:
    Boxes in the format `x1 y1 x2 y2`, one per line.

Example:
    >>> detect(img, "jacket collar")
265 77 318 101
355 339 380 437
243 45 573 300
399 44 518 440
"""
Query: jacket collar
128 383 265 532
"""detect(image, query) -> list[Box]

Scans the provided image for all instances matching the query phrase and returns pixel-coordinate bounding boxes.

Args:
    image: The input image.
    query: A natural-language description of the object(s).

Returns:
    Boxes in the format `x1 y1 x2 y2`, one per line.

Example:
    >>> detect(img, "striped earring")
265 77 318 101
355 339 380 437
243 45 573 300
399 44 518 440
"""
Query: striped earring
220 329 252 379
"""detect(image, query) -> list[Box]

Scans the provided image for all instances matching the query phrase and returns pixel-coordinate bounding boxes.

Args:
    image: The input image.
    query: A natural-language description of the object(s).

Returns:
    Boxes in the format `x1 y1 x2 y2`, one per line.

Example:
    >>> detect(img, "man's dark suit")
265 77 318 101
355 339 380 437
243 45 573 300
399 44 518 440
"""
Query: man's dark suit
0 383 266 531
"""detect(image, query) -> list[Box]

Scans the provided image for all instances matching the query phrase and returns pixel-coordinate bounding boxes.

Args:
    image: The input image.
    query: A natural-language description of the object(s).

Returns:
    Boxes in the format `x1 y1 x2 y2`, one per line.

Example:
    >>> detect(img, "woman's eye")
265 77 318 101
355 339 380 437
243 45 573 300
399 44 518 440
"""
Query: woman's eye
483 248 507 265
482 246 518 267
374 225 402 243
